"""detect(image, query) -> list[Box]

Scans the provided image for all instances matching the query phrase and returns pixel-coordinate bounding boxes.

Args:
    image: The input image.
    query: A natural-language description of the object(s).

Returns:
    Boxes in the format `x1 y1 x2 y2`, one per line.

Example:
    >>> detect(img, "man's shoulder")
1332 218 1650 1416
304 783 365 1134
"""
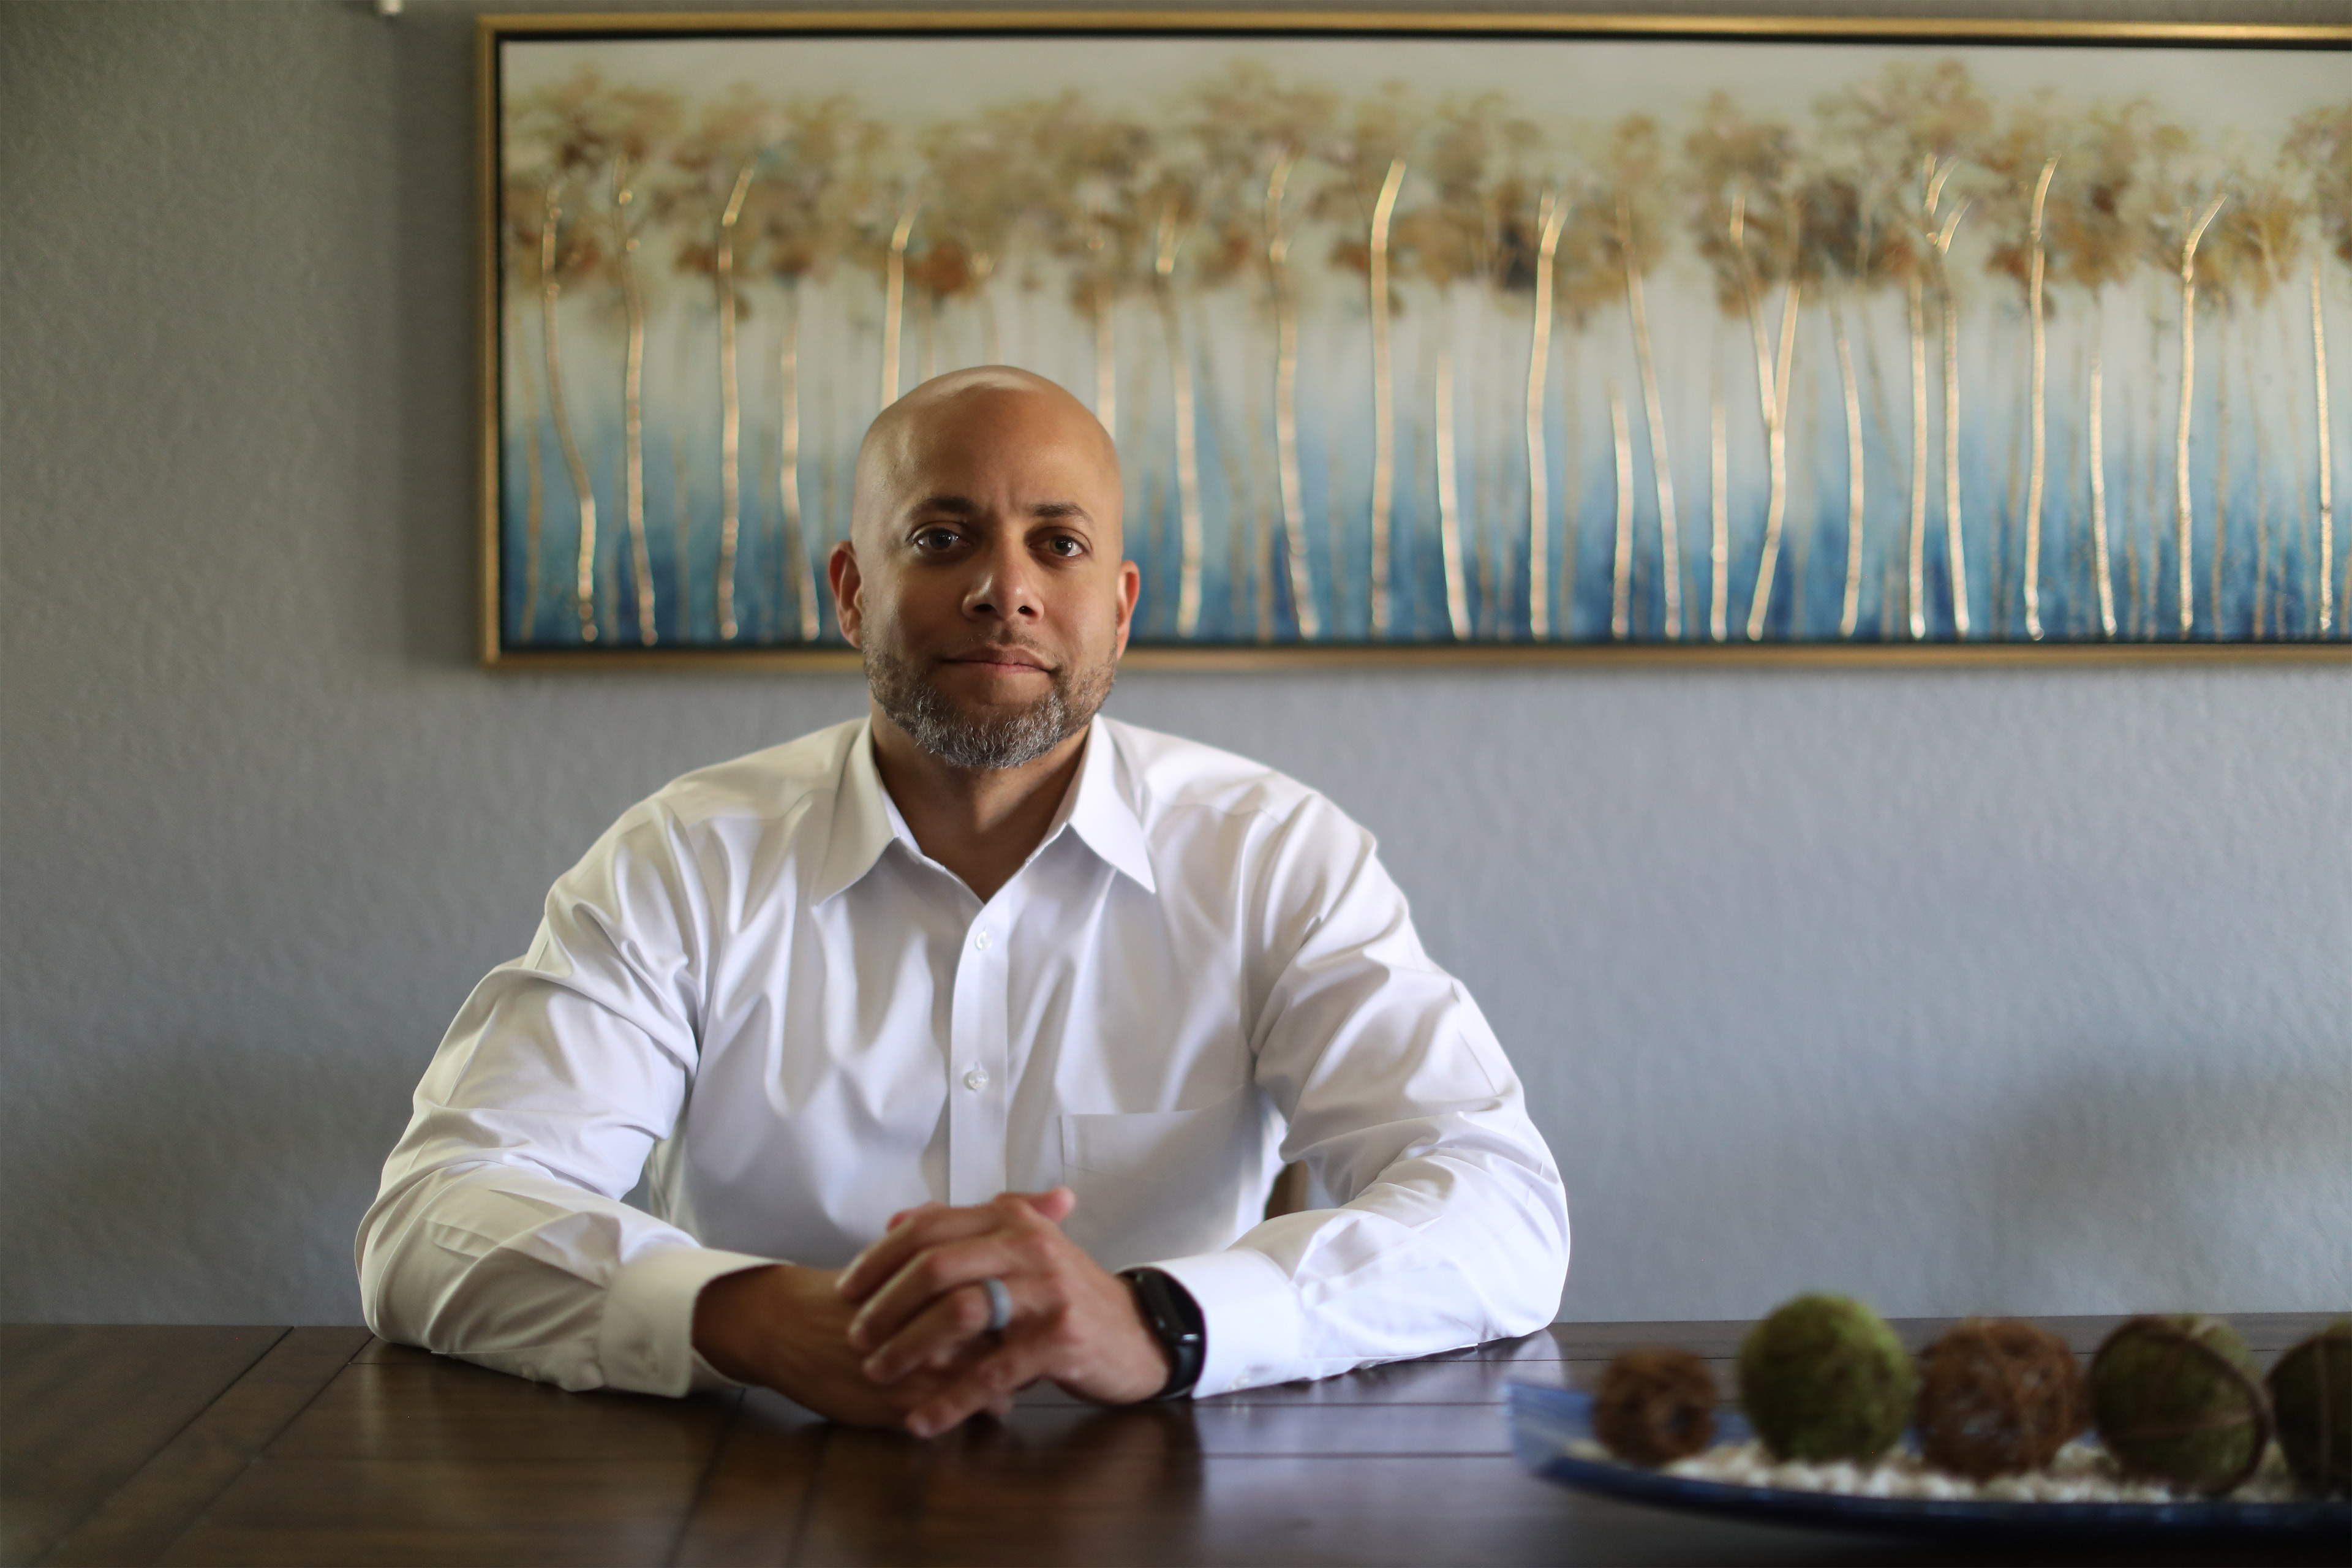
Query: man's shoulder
640 718 864 830
1101 718 1349 834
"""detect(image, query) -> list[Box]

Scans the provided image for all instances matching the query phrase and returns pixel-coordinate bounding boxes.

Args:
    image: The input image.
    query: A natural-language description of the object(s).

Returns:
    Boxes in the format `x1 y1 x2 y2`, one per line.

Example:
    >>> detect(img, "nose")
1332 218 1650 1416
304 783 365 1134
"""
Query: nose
962 530 1042 626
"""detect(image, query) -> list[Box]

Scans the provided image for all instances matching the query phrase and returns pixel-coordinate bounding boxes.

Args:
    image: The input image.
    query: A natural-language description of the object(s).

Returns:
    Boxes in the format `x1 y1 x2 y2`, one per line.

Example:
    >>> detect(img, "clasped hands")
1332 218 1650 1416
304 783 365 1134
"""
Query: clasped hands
691 1186 1171 1437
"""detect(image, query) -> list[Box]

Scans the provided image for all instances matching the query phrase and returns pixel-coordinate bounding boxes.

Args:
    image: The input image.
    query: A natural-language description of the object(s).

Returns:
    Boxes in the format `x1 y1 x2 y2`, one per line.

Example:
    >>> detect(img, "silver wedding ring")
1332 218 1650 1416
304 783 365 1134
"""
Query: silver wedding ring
980 1275 1014 1333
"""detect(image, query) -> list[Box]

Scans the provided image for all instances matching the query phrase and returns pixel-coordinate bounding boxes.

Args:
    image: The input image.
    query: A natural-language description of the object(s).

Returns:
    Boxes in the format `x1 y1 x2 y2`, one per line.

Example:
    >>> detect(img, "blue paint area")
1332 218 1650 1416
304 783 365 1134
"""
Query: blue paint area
501 276 2350 650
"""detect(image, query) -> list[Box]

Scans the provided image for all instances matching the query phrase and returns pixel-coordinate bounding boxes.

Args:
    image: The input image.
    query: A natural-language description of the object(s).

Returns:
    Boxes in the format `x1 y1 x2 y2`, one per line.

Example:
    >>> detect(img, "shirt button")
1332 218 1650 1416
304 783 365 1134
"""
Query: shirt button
973 930 992 951
963 1066 990 1091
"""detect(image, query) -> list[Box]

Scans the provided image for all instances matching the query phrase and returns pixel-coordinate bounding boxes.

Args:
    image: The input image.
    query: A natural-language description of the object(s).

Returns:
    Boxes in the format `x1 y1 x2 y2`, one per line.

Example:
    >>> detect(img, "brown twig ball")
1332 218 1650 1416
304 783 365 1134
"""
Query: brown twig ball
1593 1348 1719 1467
1916 1318 2086 1479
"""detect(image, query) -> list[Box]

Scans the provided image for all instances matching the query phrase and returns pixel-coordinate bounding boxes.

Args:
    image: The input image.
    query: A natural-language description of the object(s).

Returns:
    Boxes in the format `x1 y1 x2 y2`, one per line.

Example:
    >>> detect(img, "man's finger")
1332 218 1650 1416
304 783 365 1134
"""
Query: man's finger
837 1203 1011 1303
1019 1185 1078 1224
905 1338 1050 1438
860 1278 1011 1383
851 1232 1040 1357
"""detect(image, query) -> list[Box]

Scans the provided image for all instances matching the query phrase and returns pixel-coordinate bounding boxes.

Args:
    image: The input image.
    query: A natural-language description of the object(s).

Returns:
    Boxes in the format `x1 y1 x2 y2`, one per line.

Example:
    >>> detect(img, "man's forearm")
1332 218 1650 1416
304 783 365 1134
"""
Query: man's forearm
357 1159 767 1396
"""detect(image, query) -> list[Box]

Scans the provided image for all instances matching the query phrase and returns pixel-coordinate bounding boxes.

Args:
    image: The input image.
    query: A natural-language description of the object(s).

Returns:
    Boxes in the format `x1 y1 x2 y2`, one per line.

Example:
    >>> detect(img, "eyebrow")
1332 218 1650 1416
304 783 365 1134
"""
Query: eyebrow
906 494 1094 524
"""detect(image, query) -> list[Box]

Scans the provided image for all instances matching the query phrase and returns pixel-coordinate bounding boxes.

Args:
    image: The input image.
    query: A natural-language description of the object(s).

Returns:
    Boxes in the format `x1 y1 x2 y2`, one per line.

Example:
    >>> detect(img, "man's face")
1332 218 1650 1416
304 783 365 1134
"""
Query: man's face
833 381 1138 771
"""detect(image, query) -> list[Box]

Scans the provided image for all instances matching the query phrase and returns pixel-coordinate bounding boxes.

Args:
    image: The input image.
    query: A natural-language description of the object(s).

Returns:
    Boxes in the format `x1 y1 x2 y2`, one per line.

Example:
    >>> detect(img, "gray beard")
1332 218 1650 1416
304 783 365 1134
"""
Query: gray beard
864 644 1114 771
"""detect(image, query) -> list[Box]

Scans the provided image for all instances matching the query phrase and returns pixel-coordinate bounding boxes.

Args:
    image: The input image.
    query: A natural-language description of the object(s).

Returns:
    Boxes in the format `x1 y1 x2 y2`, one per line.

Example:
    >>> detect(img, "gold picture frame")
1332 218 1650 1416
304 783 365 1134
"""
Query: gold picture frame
478 11 2352 669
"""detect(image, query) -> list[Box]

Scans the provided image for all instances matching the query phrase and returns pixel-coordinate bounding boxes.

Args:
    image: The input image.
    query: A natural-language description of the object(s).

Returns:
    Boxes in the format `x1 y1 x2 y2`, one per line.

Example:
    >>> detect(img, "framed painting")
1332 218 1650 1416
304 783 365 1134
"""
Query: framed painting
477 11 2351 667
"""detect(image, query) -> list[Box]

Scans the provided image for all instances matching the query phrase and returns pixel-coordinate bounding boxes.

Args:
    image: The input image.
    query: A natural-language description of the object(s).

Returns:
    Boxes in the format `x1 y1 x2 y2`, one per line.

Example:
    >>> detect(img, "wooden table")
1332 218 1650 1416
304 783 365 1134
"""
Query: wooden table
4 1316 2341 1567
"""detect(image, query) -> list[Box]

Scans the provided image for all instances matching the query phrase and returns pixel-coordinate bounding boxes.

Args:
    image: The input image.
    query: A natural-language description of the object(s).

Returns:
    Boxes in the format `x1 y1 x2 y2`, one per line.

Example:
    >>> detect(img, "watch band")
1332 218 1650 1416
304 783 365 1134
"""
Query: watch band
1120 1267 1206 1399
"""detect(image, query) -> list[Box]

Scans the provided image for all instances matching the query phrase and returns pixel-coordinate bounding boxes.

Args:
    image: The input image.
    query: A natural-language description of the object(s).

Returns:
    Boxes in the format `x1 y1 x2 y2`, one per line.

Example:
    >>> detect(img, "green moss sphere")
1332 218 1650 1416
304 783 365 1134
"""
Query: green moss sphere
2090 1315 2271 1496
2267 1317 2351 1497
1736 1294 1918 1463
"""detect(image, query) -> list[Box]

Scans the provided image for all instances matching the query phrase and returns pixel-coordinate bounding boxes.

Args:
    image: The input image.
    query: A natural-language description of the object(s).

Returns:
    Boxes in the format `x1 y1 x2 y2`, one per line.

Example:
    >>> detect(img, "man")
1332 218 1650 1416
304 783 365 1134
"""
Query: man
358 368 1567 1435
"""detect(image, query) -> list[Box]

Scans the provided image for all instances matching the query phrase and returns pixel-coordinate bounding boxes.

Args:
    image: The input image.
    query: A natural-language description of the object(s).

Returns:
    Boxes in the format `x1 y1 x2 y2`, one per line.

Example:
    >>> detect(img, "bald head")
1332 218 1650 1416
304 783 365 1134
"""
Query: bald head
851 367 1121 552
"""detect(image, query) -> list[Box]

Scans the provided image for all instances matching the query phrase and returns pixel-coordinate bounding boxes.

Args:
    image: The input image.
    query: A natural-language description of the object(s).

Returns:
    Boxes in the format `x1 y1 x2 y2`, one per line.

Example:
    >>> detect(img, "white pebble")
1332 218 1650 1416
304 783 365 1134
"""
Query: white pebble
1613 1436 2318 1507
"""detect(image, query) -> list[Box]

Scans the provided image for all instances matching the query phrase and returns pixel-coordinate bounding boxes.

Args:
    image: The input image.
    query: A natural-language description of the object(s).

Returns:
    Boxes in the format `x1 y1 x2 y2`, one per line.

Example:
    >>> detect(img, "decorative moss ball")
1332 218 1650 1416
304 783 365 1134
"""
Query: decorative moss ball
1915 1318 2085 1479
1594 1348 1719 1467
1736 1294 1918 1464
2090 1315 2271 1495
2266 1317 2351 1497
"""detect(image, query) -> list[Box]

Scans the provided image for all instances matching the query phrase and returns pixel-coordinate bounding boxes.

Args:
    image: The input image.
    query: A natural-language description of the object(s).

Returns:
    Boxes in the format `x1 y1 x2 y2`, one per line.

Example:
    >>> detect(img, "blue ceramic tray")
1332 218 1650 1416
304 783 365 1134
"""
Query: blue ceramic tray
1507 1382 2351 1545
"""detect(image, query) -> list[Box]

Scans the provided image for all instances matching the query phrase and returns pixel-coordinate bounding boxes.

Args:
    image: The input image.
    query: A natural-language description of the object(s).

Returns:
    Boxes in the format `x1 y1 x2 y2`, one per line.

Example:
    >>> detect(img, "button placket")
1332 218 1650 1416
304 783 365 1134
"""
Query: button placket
982 891 1027 1199
946 894 1019 1204
944 902 986 1203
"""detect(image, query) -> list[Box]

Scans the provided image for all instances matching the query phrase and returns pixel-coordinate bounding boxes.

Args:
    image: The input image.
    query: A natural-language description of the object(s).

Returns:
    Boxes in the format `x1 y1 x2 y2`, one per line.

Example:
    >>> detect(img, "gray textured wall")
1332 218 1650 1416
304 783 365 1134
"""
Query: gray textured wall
4 0 2347 1329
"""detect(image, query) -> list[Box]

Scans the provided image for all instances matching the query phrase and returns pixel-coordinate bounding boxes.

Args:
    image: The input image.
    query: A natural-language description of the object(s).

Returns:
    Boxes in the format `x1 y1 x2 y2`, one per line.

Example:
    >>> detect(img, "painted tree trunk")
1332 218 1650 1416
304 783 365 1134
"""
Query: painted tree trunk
777 282 818 642
1732 201 1797 643
2022 159 2056 641
1711 375 1730 643
668 328 695 624
1525 193 1567 638
1367 159 1406 638
1272 256 1317 639
1745 281 1798 641
1906 270 1928 639
2090 328 2116 638
1162 290 1204 636
2173 195 2224 639
617 170 657 646
1619 197 1680 639
511 293 546 641
539 189 598 644
2212 351 2230 636
882 202 918 408
1834 292 1866 639
1436 337 1469 639
2316 254 2337 636
1155 205 1204 639
715 165 754 642
1261 155 1318 641
1940 257 1970 638
1610 385 1635 638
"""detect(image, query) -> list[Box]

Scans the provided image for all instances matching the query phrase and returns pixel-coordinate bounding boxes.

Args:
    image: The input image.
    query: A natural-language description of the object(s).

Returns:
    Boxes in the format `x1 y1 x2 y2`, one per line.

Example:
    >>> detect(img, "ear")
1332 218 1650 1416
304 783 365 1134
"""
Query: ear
829 540 865 648
1111 559 1140 660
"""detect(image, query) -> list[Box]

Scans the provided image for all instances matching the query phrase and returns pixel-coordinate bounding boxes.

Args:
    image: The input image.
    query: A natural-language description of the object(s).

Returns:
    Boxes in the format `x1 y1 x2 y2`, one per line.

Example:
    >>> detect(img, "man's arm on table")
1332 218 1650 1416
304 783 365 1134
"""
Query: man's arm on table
819 792 1571 1417
1183 804 1572 1390
354 799 980 1423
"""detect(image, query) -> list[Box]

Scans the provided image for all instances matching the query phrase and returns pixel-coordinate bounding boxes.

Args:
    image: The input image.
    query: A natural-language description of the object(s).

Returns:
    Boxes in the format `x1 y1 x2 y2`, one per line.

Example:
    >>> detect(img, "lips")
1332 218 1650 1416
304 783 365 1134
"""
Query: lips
944 645 1052 673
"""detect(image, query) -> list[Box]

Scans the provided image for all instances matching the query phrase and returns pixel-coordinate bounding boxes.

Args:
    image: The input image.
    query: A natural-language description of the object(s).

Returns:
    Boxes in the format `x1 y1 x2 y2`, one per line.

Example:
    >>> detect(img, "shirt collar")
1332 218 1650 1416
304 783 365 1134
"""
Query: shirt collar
810 717 1156 904
809 720 903 905
1060 717 1157 894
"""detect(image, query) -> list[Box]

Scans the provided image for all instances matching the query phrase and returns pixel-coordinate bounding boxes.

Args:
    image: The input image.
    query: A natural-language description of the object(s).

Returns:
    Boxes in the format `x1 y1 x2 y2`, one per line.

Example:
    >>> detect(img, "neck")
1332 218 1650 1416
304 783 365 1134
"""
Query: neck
868 704 1090 902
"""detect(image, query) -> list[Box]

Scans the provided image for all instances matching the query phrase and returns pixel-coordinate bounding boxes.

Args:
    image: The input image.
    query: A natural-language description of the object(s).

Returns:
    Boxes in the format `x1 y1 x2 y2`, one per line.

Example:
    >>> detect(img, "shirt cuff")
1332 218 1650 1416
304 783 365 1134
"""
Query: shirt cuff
600 1243 776 1396
1149 1246 1303 1398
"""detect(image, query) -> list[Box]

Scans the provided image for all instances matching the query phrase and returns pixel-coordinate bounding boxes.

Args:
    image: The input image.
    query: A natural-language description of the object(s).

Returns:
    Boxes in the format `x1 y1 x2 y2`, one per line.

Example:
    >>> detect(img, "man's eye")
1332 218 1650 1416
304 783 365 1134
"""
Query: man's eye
1045 535 1084 558
913 527 961 551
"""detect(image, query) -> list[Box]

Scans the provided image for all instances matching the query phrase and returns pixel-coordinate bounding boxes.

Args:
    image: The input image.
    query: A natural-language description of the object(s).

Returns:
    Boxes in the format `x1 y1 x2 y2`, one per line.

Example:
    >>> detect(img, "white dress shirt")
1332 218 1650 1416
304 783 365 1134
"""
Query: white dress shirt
358 716 1568 1400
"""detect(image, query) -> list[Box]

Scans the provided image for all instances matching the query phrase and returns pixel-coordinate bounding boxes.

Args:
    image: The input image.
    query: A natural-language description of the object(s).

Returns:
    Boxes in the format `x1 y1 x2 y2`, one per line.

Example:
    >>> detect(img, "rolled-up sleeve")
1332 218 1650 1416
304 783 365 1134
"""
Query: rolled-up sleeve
355 801 769 1396
1153 802 1569 1396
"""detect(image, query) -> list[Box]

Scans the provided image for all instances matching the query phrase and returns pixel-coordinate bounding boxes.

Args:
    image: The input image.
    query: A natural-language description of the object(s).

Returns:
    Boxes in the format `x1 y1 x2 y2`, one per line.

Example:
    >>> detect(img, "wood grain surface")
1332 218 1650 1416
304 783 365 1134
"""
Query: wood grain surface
1 1325 281 1566
4 1317 2342 1567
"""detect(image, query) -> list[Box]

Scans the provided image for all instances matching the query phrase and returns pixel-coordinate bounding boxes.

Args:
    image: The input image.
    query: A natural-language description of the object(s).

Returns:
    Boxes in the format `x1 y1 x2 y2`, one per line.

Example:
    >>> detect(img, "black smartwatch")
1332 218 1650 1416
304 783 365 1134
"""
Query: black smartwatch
1120 1267 1205 1399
